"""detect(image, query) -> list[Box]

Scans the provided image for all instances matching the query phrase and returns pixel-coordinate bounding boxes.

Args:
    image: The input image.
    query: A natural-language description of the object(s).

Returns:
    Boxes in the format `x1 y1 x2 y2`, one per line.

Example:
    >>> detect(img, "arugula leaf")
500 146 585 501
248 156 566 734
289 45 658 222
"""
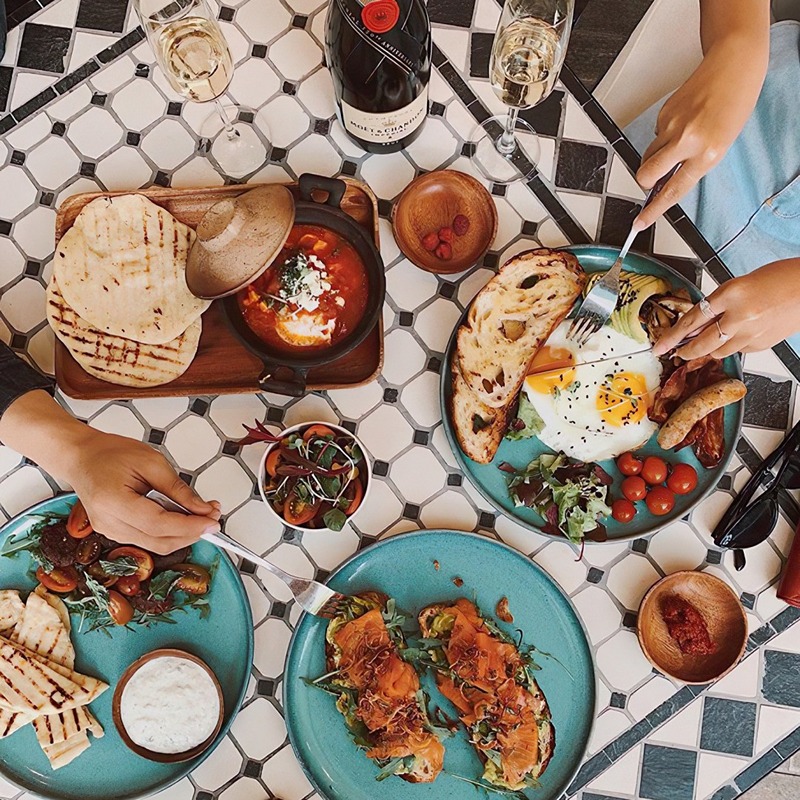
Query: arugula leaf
505 394 545 441
149 569 181 600
99 555 139 577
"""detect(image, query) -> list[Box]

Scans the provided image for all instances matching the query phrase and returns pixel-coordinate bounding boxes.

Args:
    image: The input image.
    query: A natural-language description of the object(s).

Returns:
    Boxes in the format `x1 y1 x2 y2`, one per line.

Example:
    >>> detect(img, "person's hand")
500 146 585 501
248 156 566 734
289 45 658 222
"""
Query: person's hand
634 40 767 230
654 259 800 360
0 390 221 553
65 427 221 554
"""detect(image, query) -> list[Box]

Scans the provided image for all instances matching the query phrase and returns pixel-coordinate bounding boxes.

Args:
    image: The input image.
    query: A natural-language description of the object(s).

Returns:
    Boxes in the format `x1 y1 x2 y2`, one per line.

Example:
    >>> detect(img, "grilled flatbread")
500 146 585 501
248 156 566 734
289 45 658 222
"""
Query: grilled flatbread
47 278 202 387
456 249 584 408
53 194 209 344
13 591 74 670
42 731 92 769
0 590 24 634
0 639 105 714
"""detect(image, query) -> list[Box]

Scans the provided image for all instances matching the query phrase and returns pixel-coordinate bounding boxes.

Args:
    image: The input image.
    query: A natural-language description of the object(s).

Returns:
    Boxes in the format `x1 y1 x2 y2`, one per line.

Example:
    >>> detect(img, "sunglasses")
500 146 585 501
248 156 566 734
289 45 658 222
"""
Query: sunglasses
712 420 800 571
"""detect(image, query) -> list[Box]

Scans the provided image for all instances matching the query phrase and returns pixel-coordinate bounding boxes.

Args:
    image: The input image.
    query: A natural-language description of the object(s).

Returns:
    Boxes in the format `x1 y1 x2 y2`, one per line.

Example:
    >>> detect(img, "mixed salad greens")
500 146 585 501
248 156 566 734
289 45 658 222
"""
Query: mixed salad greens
1 503 215 634
500 453 612 543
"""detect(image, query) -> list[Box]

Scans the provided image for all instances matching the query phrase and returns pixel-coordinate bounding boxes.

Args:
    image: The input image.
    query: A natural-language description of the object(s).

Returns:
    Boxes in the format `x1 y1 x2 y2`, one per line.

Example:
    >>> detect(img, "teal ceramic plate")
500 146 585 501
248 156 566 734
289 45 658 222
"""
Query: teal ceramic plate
284 530 595 800
441 245 744 542
0 494 253 800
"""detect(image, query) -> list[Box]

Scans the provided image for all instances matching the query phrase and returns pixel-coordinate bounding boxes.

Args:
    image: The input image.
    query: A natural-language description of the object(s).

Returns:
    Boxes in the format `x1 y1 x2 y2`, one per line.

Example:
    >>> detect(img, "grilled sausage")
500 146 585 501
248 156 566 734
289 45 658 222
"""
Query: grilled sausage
657 379 747 450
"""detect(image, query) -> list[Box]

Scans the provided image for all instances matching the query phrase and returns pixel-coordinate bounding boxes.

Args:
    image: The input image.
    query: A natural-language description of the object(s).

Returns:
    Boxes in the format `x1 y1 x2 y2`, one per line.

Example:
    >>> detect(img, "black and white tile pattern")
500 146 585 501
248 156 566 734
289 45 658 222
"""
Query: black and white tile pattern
0 0 799 799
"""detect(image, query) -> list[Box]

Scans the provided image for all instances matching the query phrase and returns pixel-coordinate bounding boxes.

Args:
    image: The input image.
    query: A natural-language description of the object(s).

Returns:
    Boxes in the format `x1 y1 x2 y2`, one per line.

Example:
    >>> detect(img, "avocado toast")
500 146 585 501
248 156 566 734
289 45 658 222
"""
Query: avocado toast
311 592 445 783
418 598 555 791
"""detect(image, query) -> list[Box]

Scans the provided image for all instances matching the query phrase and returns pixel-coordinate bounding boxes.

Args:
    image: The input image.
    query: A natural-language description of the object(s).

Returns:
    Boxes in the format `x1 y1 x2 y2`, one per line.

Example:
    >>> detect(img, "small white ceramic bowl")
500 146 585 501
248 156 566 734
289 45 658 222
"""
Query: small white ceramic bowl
258 421 371 532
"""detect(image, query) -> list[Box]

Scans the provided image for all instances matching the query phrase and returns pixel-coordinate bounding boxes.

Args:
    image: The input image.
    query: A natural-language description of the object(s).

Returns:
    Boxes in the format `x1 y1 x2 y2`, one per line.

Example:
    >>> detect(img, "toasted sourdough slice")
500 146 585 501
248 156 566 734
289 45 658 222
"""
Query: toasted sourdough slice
456 248 585 409
419 598 555 792
450 365 512 464
320 592 444 783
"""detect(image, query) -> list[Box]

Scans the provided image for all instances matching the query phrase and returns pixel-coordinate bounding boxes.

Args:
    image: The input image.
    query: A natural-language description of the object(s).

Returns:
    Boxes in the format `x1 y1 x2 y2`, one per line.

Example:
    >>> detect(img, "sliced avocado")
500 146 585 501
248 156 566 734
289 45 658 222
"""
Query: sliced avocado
583 271 670 342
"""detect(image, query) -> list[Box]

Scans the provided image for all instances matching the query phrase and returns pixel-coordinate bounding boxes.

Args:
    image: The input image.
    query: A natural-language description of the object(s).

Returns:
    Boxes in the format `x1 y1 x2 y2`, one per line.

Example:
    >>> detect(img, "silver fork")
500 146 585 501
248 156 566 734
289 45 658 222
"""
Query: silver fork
567 163 682 346
145 489 349 619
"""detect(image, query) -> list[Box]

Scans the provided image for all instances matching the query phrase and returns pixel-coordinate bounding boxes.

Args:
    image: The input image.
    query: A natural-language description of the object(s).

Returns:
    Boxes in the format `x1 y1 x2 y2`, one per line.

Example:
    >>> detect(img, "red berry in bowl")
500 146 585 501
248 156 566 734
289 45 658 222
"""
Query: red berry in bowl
435 242 452 260
438 226 453 243
453 214 470 235
421 232 439 251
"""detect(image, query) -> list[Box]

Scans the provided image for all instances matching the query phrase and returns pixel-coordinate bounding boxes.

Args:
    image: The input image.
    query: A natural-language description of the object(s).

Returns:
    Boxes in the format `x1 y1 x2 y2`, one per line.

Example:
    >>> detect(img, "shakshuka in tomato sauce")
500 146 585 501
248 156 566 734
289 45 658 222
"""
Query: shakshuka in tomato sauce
238 225 369 354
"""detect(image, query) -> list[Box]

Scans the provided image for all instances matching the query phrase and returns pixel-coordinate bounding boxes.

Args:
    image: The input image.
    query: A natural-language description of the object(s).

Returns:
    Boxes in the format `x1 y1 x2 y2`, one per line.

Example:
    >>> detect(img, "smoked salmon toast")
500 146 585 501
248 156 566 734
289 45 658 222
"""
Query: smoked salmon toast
311 592 445 783
418 598 555 791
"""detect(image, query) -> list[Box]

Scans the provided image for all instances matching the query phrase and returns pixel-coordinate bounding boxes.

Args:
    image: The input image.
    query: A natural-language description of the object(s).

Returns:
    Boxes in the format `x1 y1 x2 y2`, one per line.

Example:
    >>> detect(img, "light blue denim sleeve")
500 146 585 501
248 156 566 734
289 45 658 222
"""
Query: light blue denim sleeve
625 21 800 354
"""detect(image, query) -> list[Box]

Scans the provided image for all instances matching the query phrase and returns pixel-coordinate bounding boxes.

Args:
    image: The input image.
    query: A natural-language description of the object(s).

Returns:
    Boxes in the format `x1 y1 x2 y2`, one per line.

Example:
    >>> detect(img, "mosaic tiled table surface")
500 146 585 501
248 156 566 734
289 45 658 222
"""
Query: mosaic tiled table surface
2 1 800 800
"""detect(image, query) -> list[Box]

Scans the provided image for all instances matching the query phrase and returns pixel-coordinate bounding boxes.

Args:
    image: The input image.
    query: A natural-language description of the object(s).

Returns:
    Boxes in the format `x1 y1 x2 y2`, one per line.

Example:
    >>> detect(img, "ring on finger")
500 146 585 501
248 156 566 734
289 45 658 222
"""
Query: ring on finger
699 298 716 320
715 320 730 343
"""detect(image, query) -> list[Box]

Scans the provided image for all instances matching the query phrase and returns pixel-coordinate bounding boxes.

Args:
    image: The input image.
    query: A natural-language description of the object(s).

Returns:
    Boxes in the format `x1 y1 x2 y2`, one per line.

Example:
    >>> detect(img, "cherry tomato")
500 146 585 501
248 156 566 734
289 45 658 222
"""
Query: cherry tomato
172 563 211 595
302 425 335 442
641 456 669 486
74 534 102 565
621 476 647 502
36 565 78 593
265 448 283 478
66 501 93 539
612 498 637 523
344 478 365 516
667 463 698 495
107 546 154 581
646 486 676 516
115 575 142 596
283 491 320 527
86 561 118 587
107 591 134 625
616 452 643 476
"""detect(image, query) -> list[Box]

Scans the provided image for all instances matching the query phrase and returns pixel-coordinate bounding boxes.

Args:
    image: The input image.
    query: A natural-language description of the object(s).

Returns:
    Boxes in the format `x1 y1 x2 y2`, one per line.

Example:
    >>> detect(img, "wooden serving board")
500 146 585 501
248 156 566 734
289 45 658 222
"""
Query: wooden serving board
53 179 384 400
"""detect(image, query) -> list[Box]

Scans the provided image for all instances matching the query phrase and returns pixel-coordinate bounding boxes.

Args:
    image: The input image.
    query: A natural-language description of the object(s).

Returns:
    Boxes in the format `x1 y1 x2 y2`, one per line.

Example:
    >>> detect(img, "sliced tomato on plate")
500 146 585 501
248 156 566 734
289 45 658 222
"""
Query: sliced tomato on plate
66 500 93 539
106 546 154 581
107 591 134 625
172 563 211 595
36 565 79 593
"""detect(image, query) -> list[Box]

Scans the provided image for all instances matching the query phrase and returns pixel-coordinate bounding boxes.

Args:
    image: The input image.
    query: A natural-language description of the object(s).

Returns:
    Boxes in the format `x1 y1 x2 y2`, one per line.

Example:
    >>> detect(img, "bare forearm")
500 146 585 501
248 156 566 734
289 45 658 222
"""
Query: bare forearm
0 390 94 480
699 0 769 64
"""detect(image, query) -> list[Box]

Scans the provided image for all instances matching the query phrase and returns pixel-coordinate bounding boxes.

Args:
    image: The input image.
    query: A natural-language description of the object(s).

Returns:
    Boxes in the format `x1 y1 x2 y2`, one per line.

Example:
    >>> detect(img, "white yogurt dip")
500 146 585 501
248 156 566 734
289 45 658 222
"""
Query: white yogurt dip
120 655 220 754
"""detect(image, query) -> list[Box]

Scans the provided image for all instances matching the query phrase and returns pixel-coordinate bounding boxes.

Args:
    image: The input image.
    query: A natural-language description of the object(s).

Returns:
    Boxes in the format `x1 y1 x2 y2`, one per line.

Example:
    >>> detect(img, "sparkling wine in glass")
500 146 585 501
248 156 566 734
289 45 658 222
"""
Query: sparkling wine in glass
472 0 573 184
136 0 270 178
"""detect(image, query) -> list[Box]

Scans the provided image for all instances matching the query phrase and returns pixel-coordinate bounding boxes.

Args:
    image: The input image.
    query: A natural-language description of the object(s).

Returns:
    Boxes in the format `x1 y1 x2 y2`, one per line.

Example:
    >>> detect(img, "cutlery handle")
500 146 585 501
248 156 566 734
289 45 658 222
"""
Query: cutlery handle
145 489 299 591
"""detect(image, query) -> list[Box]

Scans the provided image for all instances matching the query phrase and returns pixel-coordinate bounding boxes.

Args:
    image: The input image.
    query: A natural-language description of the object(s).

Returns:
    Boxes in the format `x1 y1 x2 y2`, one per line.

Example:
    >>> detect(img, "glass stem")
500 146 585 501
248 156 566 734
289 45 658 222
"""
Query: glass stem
496 107 519 157
213 98 239 141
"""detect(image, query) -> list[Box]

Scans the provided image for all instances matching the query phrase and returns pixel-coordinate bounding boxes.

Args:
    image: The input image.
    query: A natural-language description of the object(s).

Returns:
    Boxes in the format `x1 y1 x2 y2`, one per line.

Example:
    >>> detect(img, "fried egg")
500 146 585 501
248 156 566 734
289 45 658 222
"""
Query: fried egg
522 321 662 462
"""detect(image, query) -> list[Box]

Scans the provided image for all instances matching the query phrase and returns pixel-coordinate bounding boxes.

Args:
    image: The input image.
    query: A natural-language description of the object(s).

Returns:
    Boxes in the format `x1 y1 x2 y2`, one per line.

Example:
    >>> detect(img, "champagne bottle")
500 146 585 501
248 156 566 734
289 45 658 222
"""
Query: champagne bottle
325 0 432 153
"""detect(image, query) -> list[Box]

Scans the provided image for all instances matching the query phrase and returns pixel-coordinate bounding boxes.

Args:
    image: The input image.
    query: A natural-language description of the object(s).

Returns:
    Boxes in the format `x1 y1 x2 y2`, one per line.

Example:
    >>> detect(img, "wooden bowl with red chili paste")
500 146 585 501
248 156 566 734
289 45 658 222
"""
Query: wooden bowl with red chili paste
221 175 385 397
637 571 747 684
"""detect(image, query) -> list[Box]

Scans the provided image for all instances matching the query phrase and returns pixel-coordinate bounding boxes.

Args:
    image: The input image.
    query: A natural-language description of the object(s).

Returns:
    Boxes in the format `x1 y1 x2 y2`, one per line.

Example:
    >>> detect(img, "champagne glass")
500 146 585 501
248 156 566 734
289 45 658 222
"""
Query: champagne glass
472 0 573 184
135 0 270 178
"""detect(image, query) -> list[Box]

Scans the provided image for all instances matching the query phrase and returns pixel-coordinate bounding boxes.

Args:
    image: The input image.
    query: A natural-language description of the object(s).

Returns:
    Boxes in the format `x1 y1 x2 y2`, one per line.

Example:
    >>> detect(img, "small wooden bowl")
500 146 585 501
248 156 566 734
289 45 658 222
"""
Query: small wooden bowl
113 648 224 763
638 571 747 684
391 170 497 274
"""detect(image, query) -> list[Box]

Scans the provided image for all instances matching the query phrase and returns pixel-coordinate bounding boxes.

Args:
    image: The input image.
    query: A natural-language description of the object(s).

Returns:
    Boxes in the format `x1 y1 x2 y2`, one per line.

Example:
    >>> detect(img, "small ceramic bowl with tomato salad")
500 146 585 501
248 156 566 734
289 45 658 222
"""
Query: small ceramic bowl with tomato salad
258 422 370 532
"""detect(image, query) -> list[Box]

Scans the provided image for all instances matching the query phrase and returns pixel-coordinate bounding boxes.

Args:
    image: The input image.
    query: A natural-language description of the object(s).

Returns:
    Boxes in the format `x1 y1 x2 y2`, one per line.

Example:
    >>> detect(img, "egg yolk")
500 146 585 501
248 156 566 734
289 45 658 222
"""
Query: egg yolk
525 346 576 394
597 372 649 426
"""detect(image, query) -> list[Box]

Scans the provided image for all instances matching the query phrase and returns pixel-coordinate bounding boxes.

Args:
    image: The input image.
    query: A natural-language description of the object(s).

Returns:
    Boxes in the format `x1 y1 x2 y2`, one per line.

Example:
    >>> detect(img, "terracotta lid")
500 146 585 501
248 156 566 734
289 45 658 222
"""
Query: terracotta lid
186 184 295 299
